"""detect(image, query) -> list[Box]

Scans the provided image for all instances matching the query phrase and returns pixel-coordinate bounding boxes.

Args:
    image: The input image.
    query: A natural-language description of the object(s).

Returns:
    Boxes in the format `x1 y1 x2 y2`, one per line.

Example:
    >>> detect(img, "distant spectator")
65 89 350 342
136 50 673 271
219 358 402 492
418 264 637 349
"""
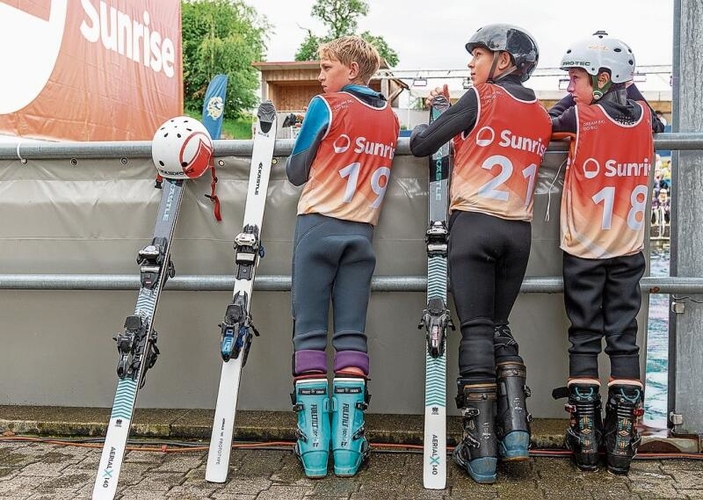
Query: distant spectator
653 168 668 196
652 188 671 224
655 110 668 128
660 160 672 189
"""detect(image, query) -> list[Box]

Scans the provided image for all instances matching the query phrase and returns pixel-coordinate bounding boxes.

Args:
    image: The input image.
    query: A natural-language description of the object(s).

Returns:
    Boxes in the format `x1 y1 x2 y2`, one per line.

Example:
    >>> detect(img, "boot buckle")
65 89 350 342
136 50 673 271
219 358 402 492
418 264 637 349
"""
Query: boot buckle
462 407 480 418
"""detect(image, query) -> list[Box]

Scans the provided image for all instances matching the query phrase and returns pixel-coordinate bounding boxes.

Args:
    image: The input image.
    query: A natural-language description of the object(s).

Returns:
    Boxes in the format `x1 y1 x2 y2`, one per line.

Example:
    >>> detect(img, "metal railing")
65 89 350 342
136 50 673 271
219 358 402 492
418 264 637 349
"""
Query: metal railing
1 133 702 160
1 132 701 294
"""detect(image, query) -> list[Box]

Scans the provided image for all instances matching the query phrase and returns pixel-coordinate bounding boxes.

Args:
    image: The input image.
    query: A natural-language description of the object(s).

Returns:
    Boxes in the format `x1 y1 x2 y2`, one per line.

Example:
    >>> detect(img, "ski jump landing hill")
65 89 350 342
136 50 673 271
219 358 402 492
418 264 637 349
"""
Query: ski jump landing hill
0 0 655 419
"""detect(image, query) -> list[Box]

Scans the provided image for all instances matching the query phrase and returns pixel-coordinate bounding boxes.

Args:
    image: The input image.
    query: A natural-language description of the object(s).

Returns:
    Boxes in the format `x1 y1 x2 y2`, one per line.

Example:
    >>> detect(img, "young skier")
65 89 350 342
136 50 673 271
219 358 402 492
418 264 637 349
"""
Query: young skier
410 24 552 483
550 31 664 474
285 35 400 478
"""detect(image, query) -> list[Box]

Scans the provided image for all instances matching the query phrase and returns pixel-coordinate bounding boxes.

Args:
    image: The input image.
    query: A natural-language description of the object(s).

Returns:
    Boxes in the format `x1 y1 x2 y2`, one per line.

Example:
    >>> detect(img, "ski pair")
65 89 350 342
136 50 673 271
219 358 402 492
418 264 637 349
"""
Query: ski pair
418 96 454 490
92 103 279 497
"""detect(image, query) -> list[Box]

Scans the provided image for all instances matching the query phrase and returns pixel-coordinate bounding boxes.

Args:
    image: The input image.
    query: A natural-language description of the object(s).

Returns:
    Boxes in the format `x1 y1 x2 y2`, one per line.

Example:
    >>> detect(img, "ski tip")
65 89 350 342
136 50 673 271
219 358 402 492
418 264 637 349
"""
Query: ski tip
430 96 451 120
432 95 449 107
258 101 276 124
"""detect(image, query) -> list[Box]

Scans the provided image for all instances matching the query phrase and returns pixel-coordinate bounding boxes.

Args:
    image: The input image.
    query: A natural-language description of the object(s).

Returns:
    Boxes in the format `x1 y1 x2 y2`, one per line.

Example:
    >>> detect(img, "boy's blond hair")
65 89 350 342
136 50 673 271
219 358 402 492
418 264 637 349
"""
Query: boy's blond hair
318 35 381 85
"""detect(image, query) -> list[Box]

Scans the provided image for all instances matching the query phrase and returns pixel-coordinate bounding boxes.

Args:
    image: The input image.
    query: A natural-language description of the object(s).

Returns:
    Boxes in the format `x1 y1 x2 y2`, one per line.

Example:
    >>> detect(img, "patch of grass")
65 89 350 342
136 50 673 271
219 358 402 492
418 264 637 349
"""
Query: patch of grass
184 109 254 139
221 115 254 139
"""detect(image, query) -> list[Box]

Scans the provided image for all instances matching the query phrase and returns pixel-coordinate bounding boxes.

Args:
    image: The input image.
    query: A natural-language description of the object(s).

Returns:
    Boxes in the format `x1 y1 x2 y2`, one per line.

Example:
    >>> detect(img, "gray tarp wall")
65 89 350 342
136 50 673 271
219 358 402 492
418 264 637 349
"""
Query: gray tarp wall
0 139 648 418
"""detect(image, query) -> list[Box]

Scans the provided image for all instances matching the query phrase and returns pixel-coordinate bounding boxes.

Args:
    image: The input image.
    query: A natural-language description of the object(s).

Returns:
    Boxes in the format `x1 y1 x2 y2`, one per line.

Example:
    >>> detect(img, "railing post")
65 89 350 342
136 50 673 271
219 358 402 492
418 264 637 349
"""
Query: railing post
669 0 703 437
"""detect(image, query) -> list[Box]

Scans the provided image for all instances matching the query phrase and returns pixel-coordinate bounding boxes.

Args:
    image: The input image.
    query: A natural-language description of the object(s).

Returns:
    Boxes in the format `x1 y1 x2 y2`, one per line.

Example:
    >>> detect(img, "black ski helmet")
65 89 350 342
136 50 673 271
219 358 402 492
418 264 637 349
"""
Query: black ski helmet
465 24 539 82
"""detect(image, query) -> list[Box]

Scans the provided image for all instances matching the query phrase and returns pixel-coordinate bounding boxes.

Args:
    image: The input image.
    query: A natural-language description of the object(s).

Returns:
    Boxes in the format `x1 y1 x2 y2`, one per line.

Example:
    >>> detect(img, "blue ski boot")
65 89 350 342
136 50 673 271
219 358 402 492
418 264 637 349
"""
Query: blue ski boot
604 381 644 475
452 383 498 484
291 378 330 478
496 362 532 461
331 377 370 476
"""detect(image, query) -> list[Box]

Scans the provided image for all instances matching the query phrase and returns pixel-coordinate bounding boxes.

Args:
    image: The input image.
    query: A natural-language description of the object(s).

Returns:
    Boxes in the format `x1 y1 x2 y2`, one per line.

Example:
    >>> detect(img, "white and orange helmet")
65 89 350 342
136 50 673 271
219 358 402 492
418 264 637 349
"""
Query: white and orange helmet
151 116 213 179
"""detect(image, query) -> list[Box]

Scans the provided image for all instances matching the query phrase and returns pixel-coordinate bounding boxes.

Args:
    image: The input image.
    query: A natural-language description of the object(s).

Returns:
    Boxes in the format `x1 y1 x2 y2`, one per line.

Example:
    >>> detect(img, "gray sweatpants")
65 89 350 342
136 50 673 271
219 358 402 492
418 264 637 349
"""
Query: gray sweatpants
291 214 376 376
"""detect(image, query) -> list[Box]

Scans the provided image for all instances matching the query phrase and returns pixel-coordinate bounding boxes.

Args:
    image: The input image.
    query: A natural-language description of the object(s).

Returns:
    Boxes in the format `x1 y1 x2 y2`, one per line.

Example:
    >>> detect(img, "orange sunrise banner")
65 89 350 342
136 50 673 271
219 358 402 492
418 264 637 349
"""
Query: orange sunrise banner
0 0 183 141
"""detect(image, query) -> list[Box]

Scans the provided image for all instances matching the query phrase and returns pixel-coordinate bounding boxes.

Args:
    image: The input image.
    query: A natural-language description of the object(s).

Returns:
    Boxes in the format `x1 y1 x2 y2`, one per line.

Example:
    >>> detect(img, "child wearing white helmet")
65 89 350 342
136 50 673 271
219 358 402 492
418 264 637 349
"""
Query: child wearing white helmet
550 31 664 475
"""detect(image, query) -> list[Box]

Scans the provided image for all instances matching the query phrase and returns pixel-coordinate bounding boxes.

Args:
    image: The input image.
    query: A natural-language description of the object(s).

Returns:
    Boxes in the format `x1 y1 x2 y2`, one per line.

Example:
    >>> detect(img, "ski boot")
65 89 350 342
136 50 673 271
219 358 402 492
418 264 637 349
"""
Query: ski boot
604 381 644 475
330 377 371 476
554 380 603 471
291 378 330 478
452 383 498 484
496 362 532 461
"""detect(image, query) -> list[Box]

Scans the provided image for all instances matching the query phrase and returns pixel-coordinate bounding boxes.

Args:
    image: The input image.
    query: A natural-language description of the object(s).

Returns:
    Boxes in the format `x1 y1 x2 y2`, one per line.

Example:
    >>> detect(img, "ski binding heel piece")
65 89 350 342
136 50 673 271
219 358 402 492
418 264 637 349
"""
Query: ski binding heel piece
137 236 173 289
234 224 263 281
418 296 455 358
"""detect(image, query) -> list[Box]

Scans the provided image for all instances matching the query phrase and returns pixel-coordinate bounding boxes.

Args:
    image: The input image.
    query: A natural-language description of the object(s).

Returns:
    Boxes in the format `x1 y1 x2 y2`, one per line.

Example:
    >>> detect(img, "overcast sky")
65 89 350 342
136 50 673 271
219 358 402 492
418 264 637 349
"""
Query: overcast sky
247 0 674 91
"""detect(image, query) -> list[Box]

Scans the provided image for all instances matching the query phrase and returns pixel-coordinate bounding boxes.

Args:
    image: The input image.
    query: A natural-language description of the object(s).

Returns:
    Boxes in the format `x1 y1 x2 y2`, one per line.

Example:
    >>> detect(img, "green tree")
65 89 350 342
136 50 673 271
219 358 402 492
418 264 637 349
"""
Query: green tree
294 0 399 67
181 0 270 118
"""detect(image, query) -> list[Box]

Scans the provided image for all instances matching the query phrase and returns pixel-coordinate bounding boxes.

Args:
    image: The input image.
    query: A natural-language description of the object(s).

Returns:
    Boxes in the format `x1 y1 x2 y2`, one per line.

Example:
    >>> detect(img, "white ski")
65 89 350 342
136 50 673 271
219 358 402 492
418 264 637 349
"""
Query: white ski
419 96 454 489
206 101 278 483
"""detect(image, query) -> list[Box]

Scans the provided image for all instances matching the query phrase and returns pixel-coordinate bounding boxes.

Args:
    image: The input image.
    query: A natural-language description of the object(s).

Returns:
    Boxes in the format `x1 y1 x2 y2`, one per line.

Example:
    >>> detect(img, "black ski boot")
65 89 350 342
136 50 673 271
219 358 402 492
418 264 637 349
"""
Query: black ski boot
452 383 498 484
604 382 644 475
553 381 603 471
496 362 532 461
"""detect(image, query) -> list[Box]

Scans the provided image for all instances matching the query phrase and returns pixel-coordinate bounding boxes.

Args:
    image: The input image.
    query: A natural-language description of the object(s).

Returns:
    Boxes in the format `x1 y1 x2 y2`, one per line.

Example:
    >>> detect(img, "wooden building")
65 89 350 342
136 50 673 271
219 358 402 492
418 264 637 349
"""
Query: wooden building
252 61 408 113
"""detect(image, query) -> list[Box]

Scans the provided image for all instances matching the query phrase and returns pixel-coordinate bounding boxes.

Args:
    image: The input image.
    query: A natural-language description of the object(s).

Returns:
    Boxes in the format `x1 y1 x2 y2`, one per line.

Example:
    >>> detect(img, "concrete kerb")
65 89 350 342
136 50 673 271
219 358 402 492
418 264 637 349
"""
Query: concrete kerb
0 405 569 449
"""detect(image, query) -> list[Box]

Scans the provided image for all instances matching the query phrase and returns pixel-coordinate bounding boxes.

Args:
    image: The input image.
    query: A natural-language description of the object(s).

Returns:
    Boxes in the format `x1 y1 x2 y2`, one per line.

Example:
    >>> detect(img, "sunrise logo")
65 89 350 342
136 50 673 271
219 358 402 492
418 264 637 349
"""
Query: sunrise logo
475 126 495 147
0 0 68 114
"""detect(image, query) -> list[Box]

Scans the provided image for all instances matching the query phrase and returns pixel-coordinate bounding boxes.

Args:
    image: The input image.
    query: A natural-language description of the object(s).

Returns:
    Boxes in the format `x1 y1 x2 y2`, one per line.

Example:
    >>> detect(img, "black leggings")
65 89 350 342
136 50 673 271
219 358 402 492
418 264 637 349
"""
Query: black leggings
563 251 645 379
448 211 531 384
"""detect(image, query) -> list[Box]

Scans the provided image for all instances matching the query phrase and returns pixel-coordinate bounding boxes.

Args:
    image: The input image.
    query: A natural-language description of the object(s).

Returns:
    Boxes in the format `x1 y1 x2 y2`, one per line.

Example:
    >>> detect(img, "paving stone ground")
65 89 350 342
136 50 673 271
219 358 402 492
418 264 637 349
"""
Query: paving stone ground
1 407 702 499
2 438 703 499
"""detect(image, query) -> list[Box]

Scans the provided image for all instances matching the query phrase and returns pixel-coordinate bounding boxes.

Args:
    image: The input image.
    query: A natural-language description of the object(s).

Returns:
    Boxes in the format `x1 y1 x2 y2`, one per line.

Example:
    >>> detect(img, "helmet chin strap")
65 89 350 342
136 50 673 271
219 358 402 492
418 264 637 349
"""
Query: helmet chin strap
597 85 628 106
487 51 516 83
590 75 612 101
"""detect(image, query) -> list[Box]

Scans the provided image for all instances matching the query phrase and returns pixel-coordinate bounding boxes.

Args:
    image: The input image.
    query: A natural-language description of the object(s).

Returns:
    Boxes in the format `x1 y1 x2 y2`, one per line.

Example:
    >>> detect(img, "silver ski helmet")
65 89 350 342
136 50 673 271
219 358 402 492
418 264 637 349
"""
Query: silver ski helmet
465 23 539 82
560 31 636 84
152 116 213 180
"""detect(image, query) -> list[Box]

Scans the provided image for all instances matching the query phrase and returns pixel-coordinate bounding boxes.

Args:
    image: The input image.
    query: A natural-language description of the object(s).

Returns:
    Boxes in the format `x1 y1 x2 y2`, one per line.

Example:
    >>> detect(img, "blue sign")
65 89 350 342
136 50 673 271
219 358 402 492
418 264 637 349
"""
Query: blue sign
202 74 228 139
